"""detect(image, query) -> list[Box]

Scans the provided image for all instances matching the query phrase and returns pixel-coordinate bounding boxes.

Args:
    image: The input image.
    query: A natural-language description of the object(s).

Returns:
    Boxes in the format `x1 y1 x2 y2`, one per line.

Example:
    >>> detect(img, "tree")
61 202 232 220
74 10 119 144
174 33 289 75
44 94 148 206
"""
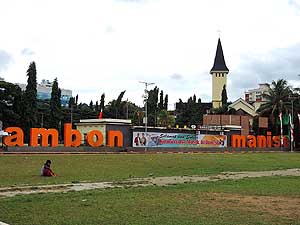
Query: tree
158 90 164 110
23 62 38 134
95 101 99 112
221 85 228 106
115 91 126 118
50 78 61 131
257 79 292 134
164 94 168 110
68 97 75 108
89 100 94 111
100 93 105 112
0 80 23 128
147 86 159 126
158 109 175 128
75 94 79 106
175 94 203 127
193 94 196 103
104 91 126 118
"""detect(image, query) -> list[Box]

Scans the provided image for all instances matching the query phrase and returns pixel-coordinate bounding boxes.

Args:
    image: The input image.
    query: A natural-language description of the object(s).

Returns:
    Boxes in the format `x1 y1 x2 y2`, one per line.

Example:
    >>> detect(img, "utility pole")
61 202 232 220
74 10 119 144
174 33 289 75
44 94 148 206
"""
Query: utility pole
139 81 154 149
292 99 294 152
126 98 129 119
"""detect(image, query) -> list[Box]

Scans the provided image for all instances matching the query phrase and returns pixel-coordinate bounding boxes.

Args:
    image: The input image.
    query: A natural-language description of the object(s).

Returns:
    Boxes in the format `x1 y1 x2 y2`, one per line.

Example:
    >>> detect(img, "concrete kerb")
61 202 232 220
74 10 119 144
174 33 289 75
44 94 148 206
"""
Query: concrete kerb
1 146 292 154
0 221 10 225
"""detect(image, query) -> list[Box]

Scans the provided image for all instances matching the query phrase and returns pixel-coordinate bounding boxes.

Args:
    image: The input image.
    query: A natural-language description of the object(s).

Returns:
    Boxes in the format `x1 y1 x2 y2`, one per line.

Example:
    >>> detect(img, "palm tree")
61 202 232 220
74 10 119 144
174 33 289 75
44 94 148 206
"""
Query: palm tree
257 79 292 133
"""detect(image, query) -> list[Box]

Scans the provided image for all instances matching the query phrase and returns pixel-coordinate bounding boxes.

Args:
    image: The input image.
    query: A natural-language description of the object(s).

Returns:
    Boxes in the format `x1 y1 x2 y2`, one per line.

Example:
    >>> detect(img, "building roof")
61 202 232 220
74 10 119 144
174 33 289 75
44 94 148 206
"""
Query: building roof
210 38 229 73
228 98 256 117
77 118 132 125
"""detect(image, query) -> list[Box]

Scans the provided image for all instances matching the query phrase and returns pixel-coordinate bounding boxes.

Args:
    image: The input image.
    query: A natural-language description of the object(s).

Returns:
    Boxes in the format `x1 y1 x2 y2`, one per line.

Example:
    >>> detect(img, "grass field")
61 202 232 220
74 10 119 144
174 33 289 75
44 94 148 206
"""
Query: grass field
1 153 300 187
1 153 300 225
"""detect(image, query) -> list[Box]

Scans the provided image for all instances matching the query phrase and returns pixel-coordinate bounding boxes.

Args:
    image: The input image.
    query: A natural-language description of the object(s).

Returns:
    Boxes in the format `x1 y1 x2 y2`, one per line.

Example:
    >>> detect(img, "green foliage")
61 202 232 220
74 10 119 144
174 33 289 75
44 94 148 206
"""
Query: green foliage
50 78 62 130
100 93 105 112
158 90 164 110
146 87 169 126
68 97 75 108
221 84 228 106
95 100 99 112
0 80 23 128
257 79 292 117
23 62 38 128
257 79 293 134
164 94 168 110
157 109 175 127
75 94 78 105
104 91 126 118
147 86 159 126
89 100 94 111
212 104 228 114
175 95 203 127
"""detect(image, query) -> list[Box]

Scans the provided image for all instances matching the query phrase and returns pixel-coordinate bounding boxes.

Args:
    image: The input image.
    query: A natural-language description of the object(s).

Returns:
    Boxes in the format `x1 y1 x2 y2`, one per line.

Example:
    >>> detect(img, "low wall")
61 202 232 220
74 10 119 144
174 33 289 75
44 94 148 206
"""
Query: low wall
1 146 291 154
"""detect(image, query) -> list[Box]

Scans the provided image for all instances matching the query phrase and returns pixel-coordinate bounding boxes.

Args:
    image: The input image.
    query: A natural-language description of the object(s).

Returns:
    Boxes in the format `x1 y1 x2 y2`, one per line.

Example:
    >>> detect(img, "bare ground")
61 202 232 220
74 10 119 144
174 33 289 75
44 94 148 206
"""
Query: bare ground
182 192 300 221
1 168 300 197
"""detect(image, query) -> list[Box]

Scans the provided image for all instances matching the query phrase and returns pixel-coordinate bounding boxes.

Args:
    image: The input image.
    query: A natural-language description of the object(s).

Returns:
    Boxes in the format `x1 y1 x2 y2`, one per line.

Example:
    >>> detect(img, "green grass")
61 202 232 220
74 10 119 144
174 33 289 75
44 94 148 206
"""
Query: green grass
1 176 300 225
1 153 300 187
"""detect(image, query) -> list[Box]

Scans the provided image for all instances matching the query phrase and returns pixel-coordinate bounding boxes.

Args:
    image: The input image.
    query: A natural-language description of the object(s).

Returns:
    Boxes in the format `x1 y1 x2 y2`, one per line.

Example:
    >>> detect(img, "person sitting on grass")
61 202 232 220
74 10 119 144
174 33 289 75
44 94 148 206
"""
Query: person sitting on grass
41 160 56 177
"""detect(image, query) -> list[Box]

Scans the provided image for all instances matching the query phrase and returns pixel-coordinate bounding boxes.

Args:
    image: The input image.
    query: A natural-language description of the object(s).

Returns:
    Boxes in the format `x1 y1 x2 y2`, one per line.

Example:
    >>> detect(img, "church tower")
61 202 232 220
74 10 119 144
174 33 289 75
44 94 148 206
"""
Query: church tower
210 38 229 109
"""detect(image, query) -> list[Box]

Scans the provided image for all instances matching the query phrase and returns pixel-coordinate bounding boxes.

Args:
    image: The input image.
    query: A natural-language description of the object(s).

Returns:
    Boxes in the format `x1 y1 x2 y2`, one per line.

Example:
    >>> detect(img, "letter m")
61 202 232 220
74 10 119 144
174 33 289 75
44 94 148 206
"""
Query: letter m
30 128 59 147
231 135 246 148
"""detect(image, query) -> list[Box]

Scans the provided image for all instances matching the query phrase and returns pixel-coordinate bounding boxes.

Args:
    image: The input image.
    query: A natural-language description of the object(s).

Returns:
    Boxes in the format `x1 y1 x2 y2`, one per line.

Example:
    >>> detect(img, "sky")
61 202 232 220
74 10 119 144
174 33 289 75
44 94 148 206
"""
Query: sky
1 0 300 109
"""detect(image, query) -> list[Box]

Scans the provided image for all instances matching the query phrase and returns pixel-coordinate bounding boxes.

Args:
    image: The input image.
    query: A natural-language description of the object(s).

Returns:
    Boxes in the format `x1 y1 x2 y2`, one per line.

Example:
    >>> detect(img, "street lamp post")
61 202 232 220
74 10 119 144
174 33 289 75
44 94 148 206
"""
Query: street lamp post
291 99 294 152
139 81 154 149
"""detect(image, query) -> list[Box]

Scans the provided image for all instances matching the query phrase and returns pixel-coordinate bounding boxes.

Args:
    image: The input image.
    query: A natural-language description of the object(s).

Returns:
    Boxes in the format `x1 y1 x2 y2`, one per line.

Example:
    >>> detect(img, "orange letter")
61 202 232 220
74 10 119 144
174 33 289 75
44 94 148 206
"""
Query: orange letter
108 130 123 147
30 128 59 147
283 136 289 148
247 135 256 148
267 132 272 148
3 127 24 147
231 135 246 148
86 130 103 147
257 135 267 148
272 136 280 147
64 123 81 147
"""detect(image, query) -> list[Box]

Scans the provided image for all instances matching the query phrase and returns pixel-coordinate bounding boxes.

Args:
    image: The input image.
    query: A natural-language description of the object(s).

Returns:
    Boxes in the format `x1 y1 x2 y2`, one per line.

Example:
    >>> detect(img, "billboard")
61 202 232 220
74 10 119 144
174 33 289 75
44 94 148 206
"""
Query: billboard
132 132 227 148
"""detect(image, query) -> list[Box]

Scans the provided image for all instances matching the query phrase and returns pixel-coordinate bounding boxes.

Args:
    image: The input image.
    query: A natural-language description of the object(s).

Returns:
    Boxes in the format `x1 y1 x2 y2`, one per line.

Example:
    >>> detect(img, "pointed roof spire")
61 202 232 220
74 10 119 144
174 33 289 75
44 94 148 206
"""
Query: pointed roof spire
210 38 229 73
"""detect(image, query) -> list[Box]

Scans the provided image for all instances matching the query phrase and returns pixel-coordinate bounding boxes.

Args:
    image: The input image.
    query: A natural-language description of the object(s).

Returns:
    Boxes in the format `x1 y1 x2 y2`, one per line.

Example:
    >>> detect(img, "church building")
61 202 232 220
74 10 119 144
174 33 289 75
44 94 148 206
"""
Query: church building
210 38 229 109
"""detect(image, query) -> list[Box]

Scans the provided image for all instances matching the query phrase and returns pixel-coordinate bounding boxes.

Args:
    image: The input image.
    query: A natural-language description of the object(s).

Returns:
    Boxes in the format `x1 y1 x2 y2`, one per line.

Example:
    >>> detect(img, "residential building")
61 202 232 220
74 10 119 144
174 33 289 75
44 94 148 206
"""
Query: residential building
244 83 270 112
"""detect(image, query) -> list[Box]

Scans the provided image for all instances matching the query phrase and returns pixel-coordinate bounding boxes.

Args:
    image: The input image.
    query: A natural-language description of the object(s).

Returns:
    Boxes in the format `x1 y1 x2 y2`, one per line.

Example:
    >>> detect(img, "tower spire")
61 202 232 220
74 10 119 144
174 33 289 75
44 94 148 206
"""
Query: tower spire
210 38 229 73
210 38 229 109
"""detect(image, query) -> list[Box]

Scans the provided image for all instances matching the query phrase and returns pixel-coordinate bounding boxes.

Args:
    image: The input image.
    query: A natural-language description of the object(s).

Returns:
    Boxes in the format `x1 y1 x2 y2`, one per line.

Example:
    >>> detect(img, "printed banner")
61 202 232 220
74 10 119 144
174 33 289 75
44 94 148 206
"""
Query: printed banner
132 132 227 148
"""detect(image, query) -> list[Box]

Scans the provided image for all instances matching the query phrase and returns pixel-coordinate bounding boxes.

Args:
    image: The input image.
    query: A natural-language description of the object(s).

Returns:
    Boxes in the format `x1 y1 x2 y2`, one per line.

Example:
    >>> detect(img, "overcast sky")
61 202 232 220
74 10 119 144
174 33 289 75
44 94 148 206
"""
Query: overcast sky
1 0 300 108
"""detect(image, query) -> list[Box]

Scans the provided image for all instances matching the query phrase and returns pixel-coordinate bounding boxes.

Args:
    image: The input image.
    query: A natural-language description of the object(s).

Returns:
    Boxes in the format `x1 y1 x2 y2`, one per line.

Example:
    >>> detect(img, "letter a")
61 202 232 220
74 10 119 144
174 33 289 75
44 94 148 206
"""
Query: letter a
247 135 256 148
4 127 24 147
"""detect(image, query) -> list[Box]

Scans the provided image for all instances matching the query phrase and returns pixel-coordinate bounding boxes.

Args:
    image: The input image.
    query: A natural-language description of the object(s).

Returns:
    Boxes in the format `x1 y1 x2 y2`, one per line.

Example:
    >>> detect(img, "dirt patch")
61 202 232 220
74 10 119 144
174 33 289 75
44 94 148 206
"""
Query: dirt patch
1 168 300 197
206 193 300 219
